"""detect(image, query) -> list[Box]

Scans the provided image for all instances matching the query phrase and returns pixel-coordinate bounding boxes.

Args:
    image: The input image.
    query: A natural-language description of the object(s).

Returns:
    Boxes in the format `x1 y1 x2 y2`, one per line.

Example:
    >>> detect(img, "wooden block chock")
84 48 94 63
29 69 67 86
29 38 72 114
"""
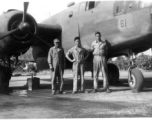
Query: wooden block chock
27 74 40 91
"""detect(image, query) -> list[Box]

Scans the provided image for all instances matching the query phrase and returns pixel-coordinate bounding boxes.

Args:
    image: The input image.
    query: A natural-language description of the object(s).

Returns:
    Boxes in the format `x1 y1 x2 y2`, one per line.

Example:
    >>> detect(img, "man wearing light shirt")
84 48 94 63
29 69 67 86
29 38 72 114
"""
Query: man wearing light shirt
91 32 111 93
66 37 89 94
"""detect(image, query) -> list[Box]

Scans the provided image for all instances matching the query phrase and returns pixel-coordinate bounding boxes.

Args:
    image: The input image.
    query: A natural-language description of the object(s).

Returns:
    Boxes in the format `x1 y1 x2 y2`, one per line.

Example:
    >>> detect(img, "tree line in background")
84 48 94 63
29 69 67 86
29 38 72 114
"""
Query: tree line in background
109 53 152 71
13 53 152 73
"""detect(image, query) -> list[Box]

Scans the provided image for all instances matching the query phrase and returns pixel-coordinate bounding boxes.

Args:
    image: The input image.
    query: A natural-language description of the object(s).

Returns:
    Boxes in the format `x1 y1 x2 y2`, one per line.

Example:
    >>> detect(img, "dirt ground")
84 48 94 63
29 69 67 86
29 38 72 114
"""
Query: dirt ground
0 71 152 118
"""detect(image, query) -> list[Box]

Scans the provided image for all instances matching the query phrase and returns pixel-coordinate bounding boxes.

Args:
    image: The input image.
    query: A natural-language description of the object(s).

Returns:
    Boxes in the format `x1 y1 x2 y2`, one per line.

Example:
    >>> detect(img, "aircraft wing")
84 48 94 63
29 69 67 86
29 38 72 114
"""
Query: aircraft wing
38 24 61 35
18 23 62 69
34 23 62 45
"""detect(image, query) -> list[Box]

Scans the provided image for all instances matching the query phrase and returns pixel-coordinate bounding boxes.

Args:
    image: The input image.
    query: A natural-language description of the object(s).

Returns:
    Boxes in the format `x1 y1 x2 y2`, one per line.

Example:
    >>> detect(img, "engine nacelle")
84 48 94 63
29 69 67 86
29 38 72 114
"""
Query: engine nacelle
0 10 37 57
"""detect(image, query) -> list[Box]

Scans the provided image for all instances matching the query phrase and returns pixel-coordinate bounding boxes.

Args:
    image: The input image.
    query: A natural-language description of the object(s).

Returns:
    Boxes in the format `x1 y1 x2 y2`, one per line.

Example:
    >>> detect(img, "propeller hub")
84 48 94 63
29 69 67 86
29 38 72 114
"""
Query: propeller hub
19 22 31 31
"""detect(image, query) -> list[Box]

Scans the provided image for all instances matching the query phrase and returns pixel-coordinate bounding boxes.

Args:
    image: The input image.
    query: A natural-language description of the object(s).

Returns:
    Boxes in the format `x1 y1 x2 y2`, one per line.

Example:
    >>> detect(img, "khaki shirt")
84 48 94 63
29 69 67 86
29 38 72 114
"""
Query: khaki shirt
91 40 106 56
47 46 65 67
66 46 88 64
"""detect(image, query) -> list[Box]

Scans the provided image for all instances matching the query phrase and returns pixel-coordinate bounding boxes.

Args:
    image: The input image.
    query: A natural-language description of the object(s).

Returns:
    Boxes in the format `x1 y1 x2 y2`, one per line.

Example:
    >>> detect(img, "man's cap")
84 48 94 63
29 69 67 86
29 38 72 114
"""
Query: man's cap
95 31 101 36
74 37 80 42
54 39 60 43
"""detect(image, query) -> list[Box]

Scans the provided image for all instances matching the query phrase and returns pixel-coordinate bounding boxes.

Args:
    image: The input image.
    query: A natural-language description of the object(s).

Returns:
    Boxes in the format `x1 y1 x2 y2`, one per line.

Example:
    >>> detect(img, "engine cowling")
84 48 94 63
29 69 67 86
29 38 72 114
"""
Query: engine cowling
0 10 37 57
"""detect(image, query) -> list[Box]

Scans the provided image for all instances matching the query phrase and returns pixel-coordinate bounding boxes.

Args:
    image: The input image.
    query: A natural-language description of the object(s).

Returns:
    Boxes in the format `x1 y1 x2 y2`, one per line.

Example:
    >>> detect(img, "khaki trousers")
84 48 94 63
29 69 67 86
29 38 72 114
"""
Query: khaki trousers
72 62 85 92
93 56 109 90
51 65 64 91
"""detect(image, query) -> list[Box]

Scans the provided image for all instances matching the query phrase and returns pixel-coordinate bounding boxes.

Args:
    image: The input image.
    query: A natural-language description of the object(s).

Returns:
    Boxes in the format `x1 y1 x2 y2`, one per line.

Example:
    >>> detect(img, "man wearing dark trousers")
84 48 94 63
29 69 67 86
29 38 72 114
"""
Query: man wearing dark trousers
47 39 66 95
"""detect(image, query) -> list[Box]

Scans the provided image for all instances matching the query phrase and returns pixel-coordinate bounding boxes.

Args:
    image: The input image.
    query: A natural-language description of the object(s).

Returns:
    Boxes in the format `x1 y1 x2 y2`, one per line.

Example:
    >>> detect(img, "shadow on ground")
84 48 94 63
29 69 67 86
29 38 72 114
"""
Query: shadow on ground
2 75 152 118
9 76 152 92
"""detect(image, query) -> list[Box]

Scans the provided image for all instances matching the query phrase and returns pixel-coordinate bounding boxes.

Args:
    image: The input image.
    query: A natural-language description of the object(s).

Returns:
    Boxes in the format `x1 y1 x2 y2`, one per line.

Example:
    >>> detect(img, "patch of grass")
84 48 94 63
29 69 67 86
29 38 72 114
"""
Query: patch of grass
37 70 50 75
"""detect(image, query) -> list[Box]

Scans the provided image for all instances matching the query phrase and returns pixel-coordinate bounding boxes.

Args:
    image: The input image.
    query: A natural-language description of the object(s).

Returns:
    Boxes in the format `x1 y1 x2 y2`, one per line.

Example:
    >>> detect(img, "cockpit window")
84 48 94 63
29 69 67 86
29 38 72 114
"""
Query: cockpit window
86 1 95 10
88 1 95 9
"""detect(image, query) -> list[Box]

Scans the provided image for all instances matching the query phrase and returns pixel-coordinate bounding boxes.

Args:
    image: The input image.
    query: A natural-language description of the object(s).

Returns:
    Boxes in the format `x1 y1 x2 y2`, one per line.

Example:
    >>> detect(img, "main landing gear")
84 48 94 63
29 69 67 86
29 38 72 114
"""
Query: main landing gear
128 52 144 92
107 50 144 93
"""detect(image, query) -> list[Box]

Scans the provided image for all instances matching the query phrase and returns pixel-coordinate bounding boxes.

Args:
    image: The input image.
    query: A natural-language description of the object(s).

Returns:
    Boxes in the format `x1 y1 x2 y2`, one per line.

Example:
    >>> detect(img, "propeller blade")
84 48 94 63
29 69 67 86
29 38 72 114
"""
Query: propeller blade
27 31 52 47
22 2 29 22
0 28 20 40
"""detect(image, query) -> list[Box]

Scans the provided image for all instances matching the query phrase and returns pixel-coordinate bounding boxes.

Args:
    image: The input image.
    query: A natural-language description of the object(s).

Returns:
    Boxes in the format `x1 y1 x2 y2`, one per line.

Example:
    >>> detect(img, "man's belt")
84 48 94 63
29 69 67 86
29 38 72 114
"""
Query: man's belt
94 54 104 56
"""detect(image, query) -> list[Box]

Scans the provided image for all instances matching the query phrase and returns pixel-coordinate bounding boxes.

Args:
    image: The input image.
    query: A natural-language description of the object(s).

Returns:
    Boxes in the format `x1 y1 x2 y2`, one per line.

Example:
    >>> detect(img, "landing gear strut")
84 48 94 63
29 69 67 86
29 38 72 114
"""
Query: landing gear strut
0 66 11 94
128 51 144 92
0 57 13 94
107 63 120 85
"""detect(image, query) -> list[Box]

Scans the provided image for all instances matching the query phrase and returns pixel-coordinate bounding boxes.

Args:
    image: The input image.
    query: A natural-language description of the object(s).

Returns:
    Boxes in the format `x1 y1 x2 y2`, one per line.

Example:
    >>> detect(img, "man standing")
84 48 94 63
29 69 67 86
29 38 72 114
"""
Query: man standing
91 32 111 93
66 37 89 94
47 39 66 95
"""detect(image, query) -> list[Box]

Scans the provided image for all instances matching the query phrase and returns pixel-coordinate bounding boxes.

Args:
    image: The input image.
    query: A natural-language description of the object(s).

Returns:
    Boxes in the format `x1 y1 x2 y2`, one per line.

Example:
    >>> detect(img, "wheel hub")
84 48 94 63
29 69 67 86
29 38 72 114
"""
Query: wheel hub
129 74 136 87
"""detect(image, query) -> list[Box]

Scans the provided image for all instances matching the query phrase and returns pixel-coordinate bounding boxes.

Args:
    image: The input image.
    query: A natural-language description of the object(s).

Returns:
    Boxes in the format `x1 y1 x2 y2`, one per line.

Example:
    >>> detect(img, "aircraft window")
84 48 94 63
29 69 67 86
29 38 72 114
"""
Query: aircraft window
86 1 95 10
138 1 151 9
139 2 144 8
125 1 138 13
114 1 125 15
116 6 119 13
79 2 86 13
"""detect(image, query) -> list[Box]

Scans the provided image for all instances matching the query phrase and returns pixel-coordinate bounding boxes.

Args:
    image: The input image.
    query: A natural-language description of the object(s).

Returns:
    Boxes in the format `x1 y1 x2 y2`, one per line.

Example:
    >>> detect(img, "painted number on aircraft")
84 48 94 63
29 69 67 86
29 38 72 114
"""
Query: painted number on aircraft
118 15 133 30
120 19 127 28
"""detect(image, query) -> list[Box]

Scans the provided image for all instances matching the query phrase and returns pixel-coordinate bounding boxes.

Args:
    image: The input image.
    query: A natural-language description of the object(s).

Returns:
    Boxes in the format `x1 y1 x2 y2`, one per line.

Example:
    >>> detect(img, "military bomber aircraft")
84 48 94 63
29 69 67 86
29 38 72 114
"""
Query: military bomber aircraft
0 1 151 93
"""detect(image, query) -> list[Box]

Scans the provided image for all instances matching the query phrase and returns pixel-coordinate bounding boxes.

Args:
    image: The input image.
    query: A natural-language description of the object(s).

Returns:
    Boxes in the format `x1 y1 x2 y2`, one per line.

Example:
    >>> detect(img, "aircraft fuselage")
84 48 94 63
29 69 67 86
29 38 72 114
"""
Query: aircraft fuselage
41 1 152 57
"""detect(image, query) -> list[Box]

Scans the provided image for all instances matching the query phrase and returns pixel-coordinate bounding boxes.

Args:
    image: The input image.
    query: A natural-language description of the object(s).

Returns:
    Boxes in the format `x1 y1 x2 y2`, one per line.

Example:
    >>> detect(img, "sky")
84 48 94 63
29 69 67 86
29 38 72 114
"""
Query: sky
0 0 83 23
0 0 151 23
0 0 151 55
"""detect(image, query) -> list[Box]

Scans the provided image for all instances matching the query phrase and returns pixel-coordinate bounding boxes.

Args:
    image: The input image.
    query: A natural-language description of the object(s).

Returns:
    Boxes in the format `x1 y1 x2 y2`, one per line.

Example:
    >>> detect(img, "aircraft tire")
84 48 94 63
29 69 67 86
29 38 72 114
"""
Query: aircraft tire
128 68 144 93
0 66 11 94
107 63 120 85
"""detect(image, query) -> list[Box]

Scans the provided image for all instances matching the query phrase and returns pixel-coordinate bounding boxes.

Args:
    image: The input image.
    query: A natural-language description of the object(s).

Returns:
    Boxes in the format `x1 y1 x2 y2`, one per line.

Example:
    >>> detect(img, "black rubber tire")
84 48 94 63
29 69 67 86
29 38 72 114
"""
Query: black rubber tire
107 63 120 85
128 69 144 93
0 66 11 94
